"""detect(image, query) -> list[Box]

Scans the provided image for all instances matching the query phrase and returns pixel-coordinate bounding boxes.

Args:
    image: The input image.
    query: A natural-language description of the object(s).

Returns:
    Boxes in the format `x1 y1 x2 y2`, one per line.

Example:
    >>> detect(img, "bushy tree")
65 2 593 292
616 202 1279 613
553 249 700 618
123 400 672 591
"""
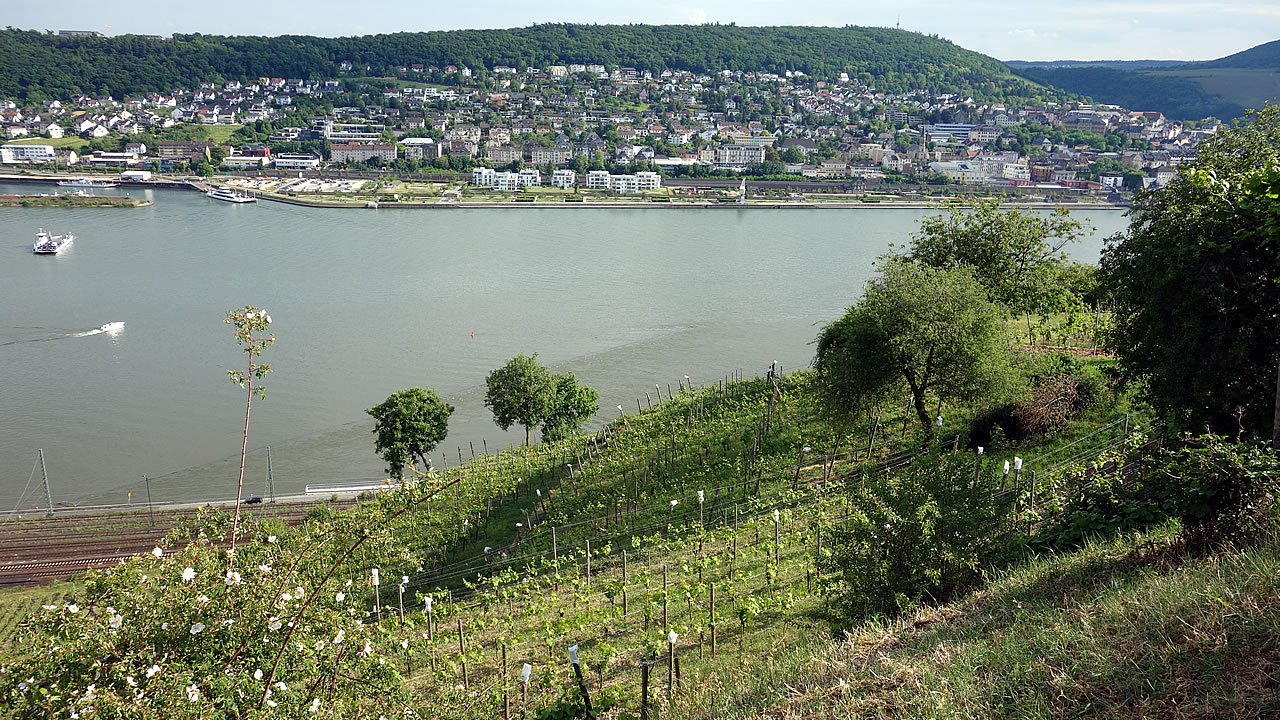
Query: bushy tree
541 372 600 443
1100 106 1280 438
484 353 554 445
367 387 454 479
904 198 1089 328
815 260 1013 436
819 448 1015 622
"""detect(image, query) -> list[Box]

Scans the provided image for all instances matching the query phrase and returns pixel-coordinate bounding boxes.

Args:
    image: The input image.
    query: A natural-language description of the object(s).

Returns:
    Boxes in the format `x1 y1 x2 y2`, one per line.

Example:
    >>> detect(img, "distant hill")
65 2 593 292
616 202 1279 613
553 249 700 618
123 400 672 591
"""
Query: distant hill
1013 65 1247 120
0 24 1070 104
1006 60 1186 71
1191 38 1280 69
1010 39 1280 120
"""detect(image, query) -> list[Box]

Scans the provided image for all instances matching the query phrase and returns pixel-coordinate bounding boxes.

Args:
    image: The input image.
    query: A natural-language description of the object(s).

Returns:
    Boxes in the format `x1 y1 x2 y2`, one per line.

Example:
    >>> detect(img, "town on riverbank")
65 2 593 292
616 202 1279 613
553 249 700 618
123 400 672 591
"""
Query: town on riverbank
1 53 1192 210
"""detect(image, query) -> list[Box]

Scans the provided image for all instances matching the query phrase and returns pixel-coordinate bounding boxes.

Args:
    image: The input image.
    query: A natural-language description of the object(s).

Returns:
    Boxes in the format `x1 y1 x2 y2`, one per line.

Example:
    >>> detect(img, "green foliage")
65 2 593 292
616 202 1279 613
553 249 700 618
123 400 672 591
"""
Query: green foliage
485 353 555 445
820 449 1014 622
0 26 1073 104
367 388 455 479
540 373 600 443
970 354 1110 447
1100 105 1280 435
1145 435 1280 549
814 260 1014 434
904 198 1089 318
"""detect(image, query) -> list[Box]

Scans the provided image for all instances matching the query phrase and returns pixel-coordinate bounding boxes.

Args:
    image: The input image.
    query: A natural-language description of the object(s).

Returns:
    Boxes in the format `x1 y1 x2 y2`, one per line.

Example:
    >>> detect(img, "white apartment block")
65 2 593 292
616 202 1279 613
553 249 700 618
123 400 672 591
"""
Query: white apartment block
517 168 542 188
0 144 56 162
583 170 662 193
472 167 521 191
585 170 611 190
551 169 576 188
715 145 765 166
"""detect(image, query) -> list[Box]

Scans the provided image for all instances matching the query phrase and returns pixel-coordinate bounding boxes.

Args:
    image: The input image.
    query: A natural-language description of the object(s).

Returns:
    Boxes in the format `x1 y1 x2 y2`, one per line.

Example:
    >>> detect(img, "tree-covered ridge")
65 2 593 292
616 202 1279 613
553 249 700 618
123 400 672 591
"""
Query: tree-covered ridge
1012 65 1245 121
0 24 1059 102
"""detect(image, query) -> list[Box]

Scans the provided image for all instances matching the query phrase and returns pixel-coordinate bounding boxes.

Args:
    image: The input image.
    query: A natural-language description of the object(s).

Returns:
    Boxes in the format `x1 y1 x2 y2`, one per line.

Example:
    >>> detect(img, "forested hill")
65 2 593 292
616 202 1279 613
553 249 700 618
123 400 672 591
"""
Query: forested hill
0 24 1065 103
1191 38 1280 69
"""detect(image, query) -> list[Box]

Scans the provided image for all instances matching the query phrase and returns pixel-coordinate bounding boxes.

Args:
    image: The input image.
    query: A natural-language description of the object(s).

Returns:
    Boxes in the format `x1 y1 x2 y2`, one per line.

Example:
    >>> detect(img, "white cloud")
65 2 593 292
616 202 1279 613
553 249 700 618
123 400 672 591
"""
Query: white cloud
687 8 709 24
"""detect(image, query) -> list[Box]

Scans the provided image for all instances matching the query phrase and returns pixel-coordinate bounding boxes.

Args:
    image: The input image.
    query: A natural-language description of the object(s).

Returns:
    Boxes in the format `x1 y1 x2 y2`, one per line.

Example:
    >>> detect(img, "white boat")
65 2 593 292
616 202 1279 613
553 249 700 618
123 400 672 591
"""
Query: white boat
32 229 74 254
57 178 118 188
99 322 125 333
206 186 257 203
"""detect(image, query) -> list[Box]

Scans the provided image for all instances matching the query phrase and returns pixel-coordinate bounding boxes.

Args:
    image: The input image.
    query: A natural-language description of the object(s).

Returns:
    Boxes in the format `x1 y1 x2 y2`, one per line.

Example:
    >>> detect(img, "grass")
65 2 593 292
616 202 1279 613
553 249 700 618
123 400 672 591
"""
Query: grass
6 136 88 150
680 524 1280 719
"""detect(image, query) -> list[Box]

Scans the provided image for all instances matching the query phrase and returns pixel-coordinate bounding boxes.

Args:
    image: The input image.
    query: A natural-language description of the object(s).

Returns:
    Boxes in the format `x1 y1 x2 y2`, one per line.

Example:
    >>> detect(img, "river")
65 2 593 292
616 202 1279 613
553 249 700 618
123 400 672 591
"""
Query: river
0 183 1130 507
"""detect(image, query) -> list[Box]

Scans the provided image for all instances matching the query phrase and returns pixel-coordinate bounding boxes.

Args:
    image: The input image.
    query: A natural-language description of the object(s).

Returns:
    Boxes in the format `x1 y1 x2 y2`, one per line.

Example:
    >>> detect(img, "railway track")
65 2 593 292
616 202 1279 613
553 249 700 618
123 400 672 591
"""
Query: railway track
0 498 360 586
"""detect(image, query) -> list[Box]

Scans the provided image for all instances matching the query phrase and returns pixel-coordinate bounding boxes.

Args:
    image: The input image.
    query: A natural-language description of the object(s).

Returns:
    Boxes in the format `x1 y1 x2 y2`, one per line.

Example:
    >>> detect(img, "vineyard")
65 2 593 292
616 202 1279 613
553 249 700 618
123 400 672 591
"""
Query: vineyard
0 368 1155 719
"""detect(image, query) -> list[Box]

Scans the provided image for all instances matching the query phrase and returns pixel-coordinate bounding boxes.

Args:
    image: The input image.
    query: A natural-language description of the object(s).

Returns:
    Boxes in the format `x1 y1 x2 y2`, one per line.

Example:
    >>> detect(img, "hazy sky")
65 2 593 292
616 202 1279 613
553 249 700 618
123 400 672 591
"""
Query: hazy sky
8 0 1278 61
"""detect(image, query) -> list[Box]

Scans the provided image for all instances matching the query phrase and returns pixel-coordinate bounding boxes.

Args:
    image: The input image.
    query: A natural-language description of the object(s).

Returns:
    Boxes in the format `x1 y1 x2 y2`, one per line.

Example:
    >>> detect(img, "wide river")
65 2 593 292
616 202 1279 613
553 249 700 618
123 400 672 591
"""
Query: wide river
0 183 1129 507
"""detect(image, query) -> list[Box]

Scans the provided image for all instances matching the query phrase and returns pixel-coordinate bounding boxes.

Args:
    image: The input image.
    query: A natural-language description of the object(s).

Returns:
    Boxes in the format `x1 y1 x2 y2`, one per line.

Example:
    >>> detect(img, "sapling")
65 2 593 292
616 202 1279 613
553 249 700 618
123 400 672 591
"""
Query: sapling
224 306 273 548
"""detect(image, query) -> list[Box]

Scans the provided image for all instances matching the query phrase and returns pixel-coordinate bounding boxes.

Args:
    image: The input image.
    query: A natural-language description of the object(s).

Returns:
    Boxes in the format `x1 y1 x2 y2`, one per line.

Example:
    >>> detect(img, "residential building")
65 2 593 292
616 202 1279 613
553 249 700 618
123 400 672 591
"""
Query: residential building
715 144 765 166
551 169 576 188
585 170 612 190
517 168 542 188
0 144 56 163
330 142 397 163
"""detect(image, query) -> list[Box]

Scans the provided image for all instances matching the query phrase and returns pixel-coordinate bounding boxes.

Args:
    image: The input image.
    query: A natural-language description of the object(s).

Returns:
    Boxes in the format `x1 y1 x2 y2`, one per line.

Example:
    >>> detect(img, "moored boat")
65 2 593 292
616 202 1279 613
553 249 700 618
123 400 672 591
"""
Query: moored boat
32 229 74 254
57 178 118 188
206 186 257 203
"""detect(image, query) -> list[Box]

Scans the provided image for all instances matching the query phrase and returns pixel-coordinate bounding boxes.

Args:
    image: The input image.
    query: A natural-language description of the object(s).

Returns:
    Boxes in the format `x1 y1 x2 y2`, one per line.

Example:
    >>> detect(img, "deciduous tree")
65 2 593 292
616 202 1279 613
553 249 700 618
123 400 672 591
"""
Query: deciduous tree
815 260 1012 437
367 387 454 479
1100 106 1280 439
484 353 554 445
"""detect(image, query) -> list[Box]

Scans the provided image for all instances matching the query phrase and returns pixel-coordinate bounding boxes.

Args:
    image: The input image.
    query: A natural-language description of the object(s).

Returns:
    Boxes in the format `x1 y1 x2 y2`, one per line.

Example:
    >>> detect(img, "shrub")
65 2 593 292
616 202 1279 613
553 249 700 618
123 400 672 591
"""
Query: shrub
819 448 1016 622
1145 435 1280 549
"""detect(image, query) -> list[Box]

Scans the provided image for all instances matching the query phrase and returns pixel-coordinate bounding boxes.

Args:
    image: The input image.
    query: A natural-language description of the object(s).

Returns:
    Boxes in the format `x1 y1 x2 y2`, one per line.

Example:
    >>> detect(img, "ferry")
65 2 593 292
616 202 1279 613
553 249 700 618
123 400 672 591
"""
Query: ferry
206 186 257 204
32 229 74 254
99 322 125 333
57 178 118 188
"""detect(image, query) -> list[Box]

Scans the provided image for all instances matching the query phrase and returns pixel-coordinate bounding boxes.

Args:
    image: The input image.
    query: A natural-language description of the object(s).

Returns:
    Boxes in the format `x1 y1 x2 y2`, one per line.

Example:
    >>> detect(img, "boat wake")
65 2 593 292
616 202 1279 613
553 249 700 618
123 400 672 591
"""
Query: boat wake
0 322 124 346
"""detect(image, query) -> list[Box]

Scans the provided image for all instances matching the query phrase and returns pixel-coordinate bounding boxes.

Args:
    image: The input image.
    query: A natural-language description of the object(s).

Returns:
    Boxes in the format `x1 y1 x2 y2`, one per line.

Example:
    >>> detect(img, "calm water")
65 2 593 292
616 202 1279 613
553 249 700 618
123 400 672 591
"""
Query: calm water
0 183 1129 506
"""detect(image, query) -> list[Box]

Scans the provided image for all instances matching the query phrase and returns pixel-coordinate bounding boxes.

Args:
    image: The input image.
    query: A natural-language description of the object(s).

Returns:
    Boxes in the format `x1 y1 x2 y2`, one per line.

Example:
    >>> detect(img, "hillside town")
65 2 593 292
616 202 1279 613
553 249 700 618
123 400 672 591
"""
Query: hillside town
0 59 1217 194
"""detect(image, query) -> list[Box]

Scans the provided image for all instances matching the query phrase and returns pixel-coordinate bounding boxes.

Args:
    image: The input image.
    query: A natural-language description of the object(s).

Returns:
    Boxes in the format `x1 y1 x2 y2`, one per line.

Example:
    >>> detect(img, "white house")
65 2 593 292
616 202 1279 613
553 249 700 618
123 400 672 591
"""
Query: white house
551 169 576 189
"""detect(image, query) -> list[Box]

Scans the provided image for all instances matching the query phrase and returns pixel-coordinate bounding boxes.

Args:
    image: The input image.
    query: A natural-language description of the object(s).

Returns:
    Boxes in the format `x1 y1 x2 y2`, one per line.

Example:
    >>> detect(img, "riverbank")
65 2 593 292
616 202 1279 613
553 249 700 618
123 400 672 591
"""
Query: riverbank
0 172 1131 211
0 194 150 208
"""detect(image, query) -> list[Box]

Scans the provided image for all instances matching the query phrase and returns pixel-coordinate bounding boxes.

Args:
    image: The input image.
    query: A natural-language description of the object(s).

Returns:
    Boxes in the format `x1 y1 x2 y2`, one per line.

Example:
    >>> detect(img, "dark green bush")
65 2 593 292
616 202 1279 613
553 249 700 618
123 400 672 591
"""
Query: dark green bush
819 448 1016 622
1146 435 1280 549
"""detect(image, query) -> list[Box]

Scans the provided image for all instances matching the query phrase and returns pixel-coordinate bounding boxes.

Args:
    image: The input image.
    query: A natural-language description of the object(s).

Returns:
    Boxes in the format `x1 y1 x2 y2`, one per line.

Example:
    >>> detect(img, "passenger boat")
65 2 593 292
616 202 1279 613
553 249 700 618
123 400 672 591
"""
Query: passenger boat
57 178 118 188
206 186 257 203
32 229 74 254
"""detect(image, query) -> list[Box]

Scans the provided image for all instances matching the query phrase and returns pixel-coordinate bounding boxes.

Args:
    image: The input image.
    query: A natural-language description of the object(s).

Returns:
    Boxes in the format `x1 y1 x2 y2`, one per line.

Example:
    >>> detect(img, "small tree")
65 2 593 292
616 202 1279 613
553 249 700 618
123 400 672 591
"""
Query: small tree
224 306 273 546
541 372 600 443
815 260 1012 437
905 197 1089 341
484 353 554 445
367 388 454 479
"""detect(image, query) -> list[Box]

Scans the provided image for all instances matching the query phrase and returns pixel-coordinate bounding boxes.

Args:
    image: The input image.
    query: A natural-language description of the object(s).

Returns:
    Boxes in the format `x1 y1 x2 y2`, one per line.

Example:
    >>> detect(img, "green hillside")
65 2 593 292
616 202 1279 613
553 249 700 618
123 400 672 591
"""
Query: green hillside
0 24 1068 103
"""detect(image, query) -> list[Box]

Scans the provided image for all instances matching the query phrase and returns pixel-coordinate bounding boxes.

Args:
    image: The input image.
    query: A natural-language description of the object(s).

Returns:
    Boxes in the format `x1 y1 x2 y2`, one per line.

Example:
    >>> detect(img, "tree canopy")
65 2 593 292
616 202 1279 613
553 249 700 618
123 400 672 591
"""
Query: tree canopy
814 260 1013 437
903 198 1088 319
1100 105 1280 438
484 354 555 445
0 25 1072 104
367 387 454 479
541 372 600 443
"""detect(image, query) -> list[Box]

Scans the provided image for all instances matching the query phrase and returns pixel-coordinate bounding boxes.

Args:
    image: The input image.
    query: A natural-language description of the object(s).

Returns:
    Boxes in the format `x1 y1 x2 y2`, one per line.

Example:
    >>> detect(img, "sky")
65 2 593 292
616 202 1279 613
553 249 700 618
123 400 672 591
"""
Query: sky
8 0 1279 62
